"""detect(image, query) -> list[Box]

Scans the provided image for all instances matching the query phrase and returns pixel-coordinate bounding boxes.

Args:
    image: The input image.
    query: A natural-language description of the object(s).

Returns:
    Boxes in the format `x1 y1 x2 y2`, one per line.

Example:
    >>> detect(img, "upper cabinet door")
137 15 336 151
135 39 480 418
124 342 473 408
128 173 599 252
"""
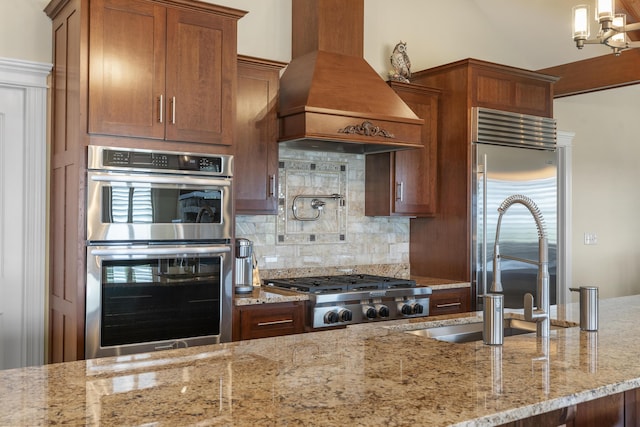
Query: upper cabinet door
165 9 235 145
365 83 440 217
235 56 286 215
89 0 166 139
392 86 439 216
88 0 241 146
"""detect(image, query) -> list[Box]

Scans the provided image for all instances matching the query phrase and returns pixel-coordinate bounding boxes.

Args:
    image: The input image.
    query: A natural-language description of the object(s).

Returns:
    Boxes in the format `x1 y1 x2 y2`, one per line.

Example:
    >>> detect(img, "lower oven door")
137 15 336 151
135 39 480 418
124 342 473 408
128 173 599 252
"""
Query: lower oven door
85 243 232 359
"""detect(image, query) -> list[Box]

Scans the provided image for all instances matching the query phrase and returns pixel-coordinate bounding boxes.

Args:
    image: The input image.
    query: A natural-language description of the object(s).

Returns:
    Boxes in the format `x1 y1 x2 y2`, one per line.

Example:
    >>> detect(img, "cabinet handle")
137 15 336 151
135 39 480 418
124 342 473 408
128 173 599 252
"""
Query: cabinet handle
158 95 163 123
436 302 462 308
171 96 176 124
154 343 174 351
268 174 276 197
257 319 293 327
396 182 404 202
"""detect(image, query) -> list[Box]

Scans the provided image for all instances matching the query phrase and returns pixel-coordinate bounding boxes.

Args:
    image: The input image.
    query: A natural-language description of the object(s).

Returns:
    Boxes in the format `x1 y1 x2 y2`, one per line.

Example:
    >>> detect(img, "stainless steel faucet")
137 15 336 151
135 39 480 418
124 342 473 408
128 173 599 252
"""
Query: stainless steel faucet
491 194 550 337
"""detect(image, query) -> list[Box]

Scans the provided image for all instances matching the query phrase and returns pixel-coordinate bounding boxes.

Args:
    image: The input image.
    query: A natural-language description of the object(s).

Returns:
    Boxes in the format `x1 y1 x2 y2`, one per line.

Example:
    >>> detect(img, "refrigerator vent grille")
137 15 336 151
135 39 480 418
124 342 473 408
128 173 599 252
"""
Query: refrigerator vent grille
472 107 556 150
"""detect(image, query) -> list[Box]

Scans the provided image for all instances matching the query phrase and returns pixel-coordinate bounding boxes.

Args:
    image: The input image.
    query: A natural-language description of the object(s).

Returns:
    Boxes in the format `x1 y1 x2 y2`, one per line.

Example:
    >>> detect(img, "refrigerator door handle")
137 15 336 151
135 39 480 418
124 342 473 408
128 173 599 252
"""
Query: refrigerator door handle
480 154 488 297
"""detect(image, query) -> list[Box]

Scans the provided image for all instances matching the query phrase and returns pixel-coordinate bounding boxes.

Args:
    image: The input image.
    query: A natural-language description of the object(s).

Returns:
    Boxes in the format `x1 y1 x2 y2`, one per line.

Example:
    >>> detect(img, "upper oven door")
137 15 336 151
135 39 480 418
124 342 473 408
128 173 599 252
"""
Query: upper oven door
87 171 232 242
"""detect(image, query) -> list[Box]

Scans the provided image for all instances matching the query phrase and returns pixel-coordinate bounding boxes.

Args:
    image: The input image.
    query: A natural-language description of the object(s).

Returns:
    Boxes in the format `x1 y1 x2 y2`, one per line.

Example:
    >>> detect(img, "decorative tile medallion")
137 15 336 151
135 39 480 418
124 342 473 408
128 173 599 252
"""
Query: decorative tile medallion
277 158 348 245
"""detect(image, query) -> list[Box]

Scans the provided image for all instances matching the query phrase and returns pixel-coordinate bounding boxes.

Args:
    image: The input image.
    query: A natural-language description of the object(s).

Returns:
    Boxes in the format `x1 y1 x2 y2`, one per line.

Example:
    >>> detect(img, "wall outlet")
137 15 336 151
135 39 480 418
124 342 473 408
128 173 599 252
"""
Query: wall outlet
584 232 598 245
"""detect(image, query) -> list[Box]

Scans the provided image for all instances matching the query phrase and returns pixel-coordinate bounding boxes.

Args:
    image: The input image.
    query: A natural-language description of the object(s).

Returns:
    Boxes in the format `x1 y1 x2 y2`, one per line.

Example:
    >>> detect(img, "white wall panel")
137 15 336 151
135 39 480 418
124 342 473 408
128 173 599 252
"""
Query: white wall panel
0 57 50 369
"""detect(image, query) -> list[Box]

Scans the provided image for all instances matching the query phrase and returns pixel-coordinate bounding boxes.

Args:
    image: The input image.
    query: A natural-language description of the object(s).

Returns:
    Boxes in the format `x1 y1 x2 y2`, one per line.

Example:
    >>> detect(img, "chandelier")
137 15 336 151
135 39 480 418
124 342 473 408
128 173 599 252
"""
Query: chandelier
573 0 640 55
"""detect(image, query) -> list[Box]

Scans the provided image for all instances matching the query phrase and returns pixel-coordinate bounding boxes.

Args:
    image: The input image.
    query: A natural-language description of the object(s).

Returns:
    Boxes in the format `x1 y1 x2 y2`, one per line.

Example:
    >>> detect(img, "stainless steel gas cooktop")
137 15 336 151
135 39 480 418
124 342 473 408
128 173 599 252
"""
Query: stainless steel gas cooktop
266 274 432 329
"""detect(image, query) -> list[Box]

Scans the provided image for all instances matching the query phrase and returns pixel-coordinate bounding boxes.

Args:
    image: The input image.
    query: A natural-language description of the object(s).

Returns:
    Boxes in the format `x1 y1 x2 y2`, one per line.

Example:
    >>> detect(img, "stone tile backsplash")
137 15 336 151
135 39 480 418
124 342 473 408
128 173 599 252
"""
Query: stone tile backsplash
236 148 410 276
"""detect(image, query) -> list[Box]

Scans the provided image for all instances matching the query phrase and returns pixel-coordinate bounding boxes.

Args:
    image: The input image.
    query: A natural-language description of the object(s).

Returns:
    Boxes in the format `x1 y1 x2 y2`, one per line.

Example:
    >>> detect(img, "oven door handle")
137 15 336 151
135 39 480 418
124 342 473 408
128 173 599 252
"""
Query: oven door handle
89 246 231 257
89 173 231 187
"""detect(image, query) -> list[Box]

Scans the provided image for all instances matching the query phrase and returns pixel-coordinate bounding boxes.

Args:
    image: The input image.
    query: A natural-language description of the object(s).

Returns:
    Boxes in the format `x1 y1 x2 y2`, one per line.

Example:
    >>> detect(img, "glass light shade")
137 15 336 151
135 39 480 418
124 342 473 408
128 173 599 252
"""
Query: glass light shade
573 5 590 39
611 14 627 43
597 0 614 22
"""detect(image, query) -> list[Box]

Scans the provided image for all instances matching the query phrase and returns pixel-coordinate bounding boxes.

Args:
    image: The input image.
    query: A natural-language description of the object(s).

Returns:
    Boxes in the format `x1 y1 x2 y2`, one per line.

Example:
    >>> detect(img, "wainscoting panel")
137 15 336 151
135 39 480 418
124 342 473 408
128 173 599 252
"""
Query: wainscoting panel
0 57 51 369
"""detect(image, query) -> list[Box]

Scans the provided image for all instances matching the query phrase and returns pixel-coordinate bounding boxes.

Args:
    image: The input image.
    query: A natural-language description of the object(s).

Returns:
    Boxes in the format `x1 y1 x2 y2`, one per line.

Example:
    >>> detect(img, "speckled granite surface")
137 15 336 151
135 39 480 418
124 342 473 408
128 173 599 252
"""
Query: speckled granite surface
259 263 411 281
3 295 640 426
234 286 309 306
411 275 470 289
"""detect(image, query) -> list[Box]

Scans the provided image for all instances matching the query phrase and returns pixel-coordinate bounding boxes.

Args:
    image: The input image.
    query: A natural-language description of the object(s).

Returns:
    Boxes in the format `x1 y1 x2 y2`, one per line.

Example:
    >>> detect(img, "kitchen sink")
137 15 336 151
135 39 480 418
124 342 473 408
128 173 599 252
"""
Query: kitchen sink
405 318 570 344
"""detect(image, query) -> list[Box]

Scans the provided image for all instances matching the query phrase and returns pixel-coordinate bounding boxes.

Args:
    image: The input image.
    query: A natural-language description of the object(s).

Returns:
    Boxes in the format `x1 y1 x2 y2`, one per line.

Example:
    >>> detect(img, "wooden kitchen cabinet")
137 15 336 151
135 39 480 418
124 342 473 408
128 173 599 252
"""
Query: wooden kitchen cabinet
235 55 287 214
365 83 440 217
499 389 633 426
407 59 557 310
429 287 471 316
233 301 306 341
89 0 243 146
45 0 244 363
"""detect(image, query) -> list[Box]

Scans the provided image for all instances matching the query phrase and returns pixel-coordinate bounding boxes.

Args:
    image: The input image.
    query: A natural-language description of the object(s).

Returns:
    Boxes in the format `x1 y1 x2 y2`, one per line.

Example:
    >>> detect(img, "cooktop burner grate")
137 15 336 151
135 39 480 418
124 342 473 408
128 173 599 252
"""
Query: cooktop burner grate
266 274 416 294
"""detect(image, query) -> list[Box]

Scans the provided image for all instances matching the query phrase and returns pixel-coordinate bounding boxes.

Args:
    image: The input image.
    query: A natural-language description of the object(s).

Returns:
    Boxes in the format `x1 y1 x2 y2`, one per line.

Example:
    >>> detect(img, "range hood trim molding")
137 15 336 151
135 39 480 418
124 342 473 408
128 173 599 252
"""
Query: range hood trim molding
279 108 425 154
277 105 425 126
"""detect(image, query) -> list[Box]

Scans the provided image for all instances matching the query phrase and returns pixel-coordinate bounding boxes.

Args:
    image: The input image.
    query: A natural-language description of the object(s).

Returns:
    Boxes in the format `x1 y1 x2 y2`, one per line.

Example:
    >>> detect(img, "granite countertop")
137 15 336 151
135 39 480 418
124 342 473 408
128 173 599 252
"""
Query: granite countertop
411 275 470 290
3 295 640 426
234 286 309 306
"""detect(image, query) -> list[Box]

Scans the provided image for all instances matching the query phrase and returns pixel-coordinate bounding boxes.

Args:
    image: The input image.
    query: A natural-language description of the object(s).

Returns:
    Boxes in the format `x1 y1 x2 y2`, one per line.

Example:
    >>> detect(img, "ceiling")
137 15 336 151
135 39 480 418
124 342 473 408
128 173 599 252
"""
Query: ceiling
465 0 640 95
34 0 638 95
619 0 640 40
542 0 640 95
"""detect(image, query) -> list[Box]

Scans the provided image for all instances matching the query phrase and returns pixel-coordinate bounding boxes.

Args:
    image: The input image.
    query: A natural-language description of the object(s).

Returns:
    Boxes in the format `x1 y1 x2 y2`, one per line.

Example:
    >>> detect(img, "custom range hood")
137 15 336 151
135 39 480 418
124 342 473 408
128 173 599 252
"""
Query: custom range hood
278 0 424 154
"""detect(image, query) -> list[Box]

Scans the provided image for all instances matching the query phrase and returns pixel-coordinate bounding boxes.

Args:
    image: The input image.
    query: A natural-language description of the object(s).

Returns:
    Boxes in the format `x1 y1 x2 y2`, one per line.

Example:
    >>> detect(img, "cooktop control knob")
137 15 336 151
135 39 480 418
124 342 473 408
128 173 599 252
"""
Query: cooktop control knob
363 305 377 319
324 311 339 324
412 303 424 314
377 304 390 318
400 303 413 315
338 309 353 322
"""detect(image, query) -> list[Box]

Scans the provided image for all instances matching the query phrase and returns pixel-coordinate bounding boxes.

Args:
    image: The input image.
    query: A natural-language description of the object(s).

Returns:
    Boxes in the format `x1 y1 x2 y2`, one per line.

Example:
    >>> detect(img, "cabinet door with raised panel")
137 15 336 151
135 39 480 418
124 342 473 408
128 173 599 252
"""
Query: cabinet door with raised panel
235 56 286 214
392 84 439 216
89 0 166 139
165 8 236 145
365 83 439 217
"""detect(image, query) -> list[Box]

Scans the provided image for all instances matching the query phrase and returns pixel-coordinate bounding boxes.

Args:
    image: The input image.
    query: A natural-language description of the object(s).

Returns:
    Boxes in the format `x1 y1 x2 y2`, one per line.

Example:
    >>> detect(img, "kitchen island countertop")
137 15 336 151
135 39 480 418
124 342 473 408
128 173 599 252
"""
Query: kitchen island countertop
3 295 640 426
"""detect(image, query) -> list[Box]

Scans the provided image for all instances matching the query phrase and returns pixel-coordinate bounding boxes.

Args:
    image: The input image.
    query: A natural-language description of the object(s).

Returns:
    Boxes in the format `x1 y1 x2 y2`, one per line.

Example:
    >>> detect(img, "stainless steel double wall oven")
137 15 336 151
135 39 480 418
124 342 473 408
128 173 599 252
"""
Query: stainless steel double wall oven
85 146 233 359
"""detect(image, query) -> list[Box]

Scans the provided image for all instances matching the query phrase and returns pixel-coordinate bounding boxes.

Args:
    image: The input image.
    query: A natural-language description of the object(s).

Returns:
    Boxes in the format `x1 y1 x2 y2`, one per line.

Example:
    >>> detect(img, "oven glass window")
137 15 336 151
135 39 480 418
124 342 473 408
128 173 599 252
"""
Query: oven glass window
101 255 221 347
101 186 222 224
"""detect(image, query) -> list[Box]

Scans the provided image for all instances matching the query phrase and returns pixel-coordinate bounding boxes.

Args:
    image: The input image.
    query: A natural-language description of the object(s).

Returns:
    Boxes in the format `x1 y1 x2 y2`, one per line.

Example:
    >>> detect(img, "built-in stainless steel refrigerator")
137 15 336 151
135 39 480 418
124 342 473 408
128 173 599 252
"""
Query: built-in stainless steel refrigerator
472 108 557 309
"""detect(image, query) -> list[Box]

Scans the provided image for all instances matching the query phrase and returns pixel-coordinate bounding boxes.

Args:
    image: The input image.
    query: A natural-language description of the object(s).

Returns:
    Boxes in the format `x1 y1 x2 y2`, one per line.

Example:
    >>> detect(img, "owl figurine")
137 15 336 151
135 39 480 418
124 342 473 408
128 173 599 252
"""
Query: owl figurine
389 41 411 83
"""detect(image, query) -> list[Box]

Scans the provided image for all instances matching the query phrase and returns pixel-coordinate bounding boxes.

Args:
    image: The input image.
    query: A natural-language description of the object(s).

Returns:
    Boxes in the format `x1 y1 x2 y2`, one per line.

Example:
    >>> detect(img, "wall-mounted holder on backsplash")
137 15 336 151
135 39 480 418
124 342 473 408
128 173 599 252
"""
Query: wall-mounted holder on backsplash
291 193 344 221
277 157 348 245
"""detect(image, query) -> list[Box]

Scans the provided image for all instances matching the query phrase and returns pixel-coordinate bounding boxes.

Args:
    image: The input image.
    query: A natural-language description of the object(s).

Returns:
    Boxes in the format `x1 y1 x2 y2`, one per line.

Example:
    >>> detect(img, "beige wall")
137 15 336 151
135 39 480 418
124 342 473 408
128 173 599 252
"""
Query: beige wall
555 86 640 299
4 1 640 297
8 1 584 70
0 0 51 63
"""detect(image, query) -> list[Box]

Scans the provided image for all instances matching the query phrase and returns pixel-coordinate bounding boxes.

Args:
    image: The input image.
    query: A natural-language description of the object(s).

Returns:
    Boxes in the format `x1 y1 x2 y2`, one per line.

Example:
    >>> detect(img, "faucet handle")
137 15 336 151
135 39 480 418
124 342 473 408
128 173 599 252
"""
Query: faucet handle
524 292 535 321
524 292 549 323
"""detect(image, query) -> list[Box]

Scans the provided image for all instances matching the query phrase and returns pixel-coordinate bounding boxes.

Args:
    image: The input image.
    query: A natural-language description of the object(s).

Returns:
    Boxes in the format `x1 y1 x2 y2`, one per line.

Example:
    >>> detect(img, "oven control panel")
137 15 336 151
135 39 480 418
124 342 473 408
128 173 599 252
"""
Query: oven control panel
88 145 232 177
